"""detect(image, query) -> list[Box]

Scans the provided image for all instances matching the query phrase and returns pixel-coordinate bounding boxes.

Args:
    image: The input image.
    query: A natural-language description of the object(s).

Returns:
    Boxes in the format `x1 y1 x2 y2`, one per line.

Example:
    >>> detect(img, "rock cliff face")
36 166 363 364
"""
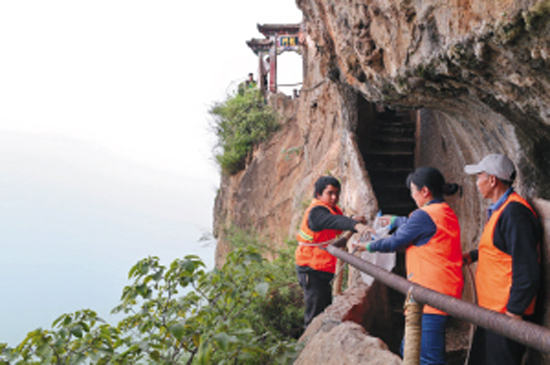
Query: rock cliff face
214 0 550 362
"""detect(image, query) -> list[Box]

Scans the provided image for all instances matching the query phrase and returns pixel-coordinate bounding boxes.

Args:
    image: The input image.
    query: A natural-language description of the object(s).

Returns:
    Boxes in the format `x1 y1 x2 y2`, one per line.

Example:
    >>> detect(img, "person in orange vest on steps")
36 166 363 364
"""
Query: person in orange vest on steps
296 176 368 328
463 154 542 365
354 166 463 365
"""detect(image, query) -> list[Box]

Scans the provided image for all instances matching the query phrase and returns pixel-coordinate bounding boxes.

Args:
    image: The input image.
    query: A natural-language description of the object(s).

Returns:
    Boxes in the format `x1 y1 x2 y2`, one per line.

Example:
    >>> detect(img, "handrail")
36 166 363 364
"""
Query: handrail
326 243 550 353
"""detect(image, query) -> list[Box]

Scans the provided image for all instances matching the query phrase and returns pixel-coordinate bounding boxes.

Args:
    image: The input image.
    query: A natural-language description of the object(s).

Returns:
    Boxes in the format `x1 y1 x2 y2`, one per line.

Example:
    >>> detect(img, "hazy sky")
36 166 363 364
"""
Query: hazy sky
0 1 302 345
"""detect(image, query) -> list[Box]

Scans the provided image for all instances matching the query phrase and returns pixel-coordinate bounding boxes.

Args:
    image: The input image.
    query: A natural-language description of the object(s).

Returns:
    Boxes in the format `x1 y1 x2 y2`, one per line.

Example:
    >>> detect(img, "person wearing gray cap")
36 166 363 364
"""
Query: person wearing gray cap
463 154 542 365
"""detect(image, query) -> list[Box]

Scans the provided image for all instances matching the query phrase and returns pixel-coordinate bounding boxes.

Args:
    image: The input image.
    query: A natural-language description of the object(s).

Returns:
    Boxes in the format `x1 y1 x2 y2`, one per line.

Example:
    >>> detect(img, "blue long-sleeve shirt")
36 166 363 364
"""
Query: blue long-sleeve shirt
369 199 443 253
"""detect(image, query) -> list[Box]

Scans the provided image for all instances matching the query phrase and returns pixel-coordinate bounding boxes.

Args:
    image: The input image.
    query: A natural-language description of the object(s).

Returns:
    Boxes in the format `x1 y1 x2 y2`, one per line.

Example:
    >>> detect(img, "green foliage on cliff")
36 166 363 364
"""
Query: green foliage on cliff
0 232 302 364
210 89 278 175
223 227 305 341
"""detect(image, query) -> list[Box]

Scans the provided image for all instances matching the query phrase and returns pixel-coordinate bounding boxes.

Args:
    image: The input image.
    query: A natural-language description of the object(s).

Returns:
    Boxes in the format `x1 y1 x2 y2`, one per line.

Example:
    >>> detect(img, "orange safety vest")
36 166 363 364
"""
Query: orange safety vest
295 199 343 273
475 192 538 315
406 202 464 315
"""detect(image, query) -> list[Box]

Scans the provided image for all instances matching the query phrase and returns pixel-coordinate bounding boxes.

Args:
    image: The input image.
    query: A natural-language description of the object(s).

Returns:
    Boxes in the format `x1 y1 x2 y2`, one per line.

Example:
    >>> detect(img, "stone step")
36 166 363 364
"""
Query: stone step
374 124 416 133
370 135 415 143
372 183 408 189
368 167 413 173
364 150 414 156
377 116 414 124
365 140 415 153
373 130 415 140
368 169 412 185
363 151 414 167
365 157 414 170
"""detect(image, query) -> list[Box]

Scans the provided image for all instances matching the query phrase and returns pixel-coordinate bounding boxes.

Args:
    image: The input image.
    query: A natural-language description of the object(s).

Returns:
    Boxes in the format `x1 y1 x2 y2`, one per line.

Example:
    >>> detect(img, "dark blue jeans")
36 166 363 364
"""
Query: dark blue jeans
401 313 447 365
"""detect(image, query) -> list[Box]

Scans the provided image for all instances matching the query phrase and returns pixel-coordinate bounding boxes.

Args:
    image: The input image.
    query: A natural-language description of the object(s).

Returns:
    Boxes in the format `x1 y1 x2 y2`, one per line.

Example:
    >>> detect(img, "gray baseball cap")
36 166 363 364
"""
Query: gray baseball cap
464 154 516 181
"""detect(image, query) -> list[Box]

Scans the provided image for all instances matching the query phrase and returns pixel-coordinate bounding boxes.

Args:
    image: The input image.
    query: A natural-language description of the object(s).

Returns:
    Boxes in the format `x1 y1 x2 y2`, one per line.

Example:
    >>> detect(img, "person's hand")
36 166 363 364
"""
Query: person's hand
351 225 375 251
505 311 522 320
462 252 472 265
352 239 375 252
351 240 371 252
352 241 366 252
355 224 375 240
353 223 371 235
376 215 393 227
352 215 367 224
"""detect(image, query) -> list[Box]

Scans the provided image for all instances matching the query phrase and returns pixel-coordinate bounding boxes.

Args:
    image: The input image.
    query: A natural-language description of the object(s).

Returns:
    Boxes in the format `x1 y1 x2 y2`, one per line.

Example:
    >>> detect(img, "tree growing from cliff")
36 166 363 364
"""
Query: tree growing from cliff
210 89 278 175
0 239 301 364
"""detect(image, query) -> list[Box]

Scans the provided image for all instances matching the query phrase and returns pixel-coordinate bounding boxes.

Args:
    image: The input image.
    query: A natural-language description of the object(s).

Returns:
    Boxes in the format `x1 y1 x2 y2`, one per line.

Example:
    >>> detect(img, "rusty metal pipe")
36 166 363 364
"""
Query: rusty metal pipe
326 244 550 353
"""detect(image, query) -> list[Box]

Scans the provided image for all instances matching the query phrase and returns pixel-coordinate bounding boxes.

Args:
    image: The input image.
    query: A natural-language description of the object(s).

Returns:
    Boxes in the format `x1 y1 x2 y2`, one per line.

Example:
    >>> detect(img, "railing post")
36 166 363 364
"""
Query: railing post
403 294 423 365
332 258 344 296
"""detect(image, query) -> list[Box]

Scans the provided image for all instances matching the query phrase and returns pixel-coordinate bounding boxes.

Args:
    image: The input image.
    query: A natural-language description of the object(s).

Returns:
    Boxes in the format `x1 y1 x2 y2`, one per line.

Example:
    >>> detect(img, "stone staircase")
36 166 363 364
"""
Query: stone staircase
361 107 417 216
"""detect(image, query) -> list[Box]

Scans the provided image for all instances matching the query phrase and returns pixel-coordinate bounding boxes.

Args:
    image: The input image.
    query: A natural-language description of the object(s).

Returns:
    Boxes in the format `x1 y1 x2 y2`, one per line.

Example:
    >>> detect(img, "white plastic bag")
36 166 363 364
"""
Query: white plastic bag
359 215 395 286
371 215 391 240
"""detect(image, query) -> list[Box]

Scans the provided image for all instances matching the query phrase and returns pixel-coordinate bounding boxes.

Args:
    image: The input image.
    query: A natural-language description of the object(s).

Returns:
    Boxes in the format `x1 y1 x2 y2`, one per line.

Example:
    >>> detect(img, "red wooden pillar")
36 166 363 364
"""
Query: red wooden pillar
269 37 277 93
258 54 266 96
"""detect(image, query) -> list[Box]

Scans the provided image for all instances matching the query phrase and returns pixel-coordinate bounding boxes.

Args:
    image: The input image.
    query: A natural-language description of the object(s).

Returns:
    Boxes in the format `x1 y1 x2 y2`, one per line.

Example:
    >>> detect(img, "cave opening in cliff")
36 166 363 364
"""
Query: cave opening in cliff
354 94 419 353
355 98 417 216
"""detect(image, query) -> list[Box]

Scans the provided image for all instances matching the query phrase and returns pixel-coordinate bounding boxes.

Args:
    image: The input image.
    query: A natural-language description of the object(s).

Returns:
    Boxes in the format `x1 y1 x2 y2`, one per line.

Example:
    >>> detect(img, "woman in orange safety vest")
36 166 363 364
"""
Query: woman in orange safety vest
355 166 463 365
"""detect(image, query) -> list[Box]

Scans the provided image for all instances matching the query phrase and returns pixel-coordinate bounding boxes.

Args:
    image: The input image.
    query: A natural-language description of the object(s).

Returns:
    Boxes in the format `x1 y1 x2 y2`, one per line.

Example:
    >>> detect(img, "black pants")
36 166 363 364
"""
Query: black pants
468 326 526 365
296 265 334 328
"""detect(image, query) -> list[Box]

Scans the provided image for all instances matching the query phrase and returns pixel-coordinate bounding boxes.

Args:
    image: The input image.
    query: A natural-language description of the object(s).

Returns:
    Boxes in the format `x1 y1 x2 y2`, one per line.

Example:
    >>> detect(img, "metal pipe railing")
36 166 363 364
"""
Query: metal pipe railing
326 244 550 353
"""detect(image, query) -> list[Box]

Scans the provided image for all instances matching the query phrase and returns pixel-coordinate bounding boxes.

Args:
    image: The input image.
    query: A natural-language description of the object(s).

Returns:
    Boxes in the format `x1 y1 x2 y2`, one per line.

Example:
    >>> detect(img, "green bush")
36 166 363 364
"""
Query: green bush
210 89 278 175
0 231 303 364
225 227 304 341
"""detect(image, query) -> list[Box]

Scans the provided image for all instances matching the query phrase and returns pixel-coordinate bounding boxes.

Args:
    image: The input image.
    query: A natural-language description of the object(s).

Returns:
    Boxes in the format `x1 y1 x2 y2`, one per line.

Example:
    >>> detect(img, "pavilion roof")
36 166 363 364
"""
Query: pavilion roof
257 23 301 37
246 38 273 54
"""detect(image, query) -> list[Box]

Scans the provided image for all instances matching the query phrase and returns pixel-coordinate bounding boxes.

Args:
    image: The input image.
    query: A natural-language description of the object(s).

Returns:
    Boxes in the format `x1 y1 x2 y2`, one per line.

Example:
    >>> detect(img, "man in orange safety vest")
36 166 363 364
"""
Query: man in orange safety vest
463 154 542 365
295 176 367 328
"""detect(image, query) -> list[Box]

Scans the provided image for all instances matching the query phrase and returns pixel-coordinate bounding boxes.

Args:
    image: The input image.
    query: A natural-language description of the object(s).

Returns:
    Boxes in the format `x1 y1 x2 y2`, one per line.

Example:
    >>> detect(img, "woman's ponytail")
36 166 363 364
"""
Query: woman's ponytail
442 183 460 196
406 167 461 199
